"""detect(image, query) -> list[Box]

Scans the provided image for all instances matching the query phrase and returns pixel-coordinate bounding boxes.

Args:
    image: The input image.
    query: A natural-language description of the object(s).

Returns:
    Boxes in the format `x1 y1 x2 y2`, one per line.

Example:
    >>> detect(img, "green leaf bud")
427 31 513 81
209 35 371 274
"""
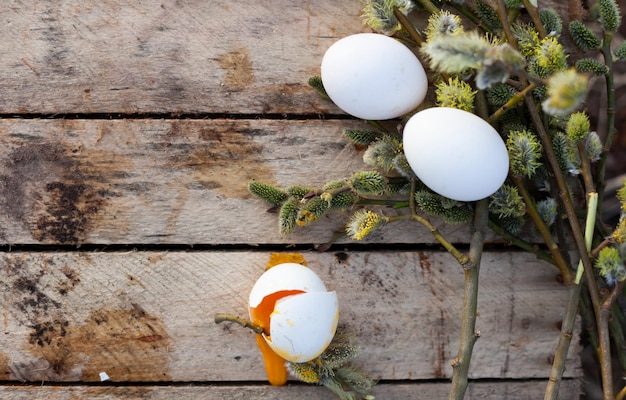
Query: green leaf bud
435 77 476 112
585 131 603 162
297 196 329 226
287 185 315 199
346 209 388 240
425 10 464 41
597 0 622 34
486 83 517 107
308 76 330 100
363 135 403 172
248 181 288 207
595 246 626 285
506 129 543 177
350 171 387 195
565 112 590 142
344 129 383 145
441 205 473 224
540 9 562 37
537 197 557 227
542 69 588 116
575 58 609 76
279 198 300 235
569 21 601 51
489 184 526 218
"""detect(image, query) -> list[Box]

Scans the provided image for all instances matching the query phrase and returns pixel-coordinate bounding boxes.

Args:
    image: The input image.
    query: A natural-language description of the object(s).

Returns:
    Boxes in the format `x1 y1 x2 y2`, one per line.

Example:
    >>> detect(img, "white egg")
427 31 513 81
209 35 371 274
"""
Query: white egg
402 107 509 201
321 33 428 120
248 263 338 362
265 291 338 362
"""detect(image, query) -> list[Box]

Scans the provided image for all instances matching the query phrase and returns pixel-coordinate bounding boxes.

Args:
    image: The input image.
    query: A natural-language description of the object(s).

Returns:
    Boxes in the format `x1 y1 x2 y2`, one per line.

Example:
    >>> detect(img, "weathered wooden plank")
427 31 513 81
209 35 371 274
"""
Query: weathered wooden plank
0 0 367 115
0 251 579 383
0 380 581 400
0 118 486 245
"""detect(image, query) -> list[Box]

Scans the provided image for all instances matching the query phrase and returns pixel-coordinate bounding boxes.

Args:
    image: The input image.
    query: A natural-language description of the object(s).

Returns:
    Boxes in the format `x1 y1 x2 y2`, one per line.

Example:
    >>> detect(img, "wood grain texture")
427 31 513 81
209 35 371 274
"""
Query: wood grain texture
0 251 579 383
0 380 581 400
0 118 486 245
0 0 367 115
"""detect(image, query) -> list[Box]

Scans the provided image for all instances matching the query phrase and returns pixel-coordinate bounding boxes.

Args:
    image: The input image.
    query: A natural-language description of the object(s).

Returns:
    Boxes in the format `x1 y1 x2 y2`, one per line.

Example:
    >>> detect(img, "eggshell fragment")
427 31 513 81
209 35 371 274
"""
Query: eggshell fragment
265 291 339 362
249 263 327 308
248 263 339 363
402 107 509 201
321 33 428 120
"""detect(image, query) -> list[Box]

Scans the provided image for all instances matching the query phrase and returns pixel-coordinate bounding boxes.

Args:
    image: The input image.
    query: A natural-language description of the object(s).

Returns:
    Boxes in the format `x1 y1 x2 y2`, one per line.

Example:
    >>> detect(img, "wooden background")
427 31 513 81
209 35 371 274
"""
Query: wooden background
0 1 582 399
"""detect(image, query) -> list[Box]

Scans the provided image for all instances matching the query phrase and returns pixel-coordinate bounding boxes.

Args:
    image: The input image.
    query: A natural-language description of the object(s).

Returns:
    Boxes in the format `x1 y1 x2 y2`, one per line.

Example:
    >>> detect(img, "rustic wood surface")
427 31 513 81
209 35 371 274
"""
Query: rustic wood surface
0 381 581 400
1 251 578 383
0 118 487 246
0 0 589 399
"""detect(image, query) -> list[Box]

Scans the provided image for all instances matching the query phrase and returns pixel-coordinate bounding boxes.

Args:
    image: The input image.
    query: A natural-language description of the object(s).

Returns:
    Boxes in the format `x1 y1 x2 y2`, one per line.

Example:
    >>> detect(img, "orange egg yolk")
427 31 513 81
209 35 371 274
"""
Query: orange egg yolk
250 289 305 386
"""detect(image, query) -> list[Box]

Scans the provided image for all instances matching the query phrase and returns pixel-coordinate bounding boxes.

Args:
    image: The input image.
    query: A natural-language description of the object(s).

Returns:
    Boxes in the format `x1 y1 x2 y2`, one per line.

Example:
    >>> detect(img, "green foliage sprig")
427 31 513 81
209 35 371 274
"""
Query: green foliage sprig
249 1 626 399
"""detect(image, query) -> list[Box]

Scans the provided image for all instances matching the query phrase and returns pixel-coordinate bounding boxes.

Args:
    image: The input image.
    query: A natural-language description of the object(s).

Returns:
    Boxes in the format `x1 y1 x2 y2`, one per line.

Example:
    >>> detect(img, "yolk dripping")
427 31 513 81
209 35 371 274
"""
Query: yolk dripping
250 289 304 386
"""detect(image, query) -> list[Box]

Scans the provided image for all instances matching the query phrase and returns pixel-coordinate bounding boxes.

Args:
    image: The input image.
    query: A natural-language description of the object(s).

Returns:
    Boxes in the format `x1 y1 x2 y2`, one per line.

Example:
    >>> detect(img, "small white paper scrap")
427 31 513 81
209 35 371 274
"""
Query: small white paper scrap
99 372 110 382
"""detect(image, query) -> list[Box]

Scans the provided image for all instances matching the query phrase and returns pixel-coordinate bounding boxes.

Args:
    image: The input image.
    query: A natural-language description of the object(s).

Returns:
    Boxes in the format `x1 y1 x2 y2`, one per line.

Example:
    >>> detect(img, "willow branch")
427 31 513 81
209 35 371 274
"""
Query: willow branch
511 174 574 283
595 32 617 222
448 198 489 400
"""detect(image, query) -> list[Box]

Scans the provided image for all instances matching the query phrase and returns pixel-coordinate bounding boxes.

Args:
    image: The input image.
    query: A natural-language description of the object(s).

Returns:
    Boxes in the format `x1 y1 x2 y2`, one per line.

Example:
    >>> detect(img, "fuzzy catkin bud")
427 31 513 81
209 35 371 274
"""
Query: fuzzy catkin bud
297 196 329 226
475 0 501 31
575 58 609 76
586 131 603 162
330 191 359 209
308 76 330 100
279 198 300 235
346 210 388 240
537 198 557 227
489 185 526 218
512 23 541 57
615 41 626 61
542 69 588 116
540 9 562 37
350 171 386 195
566 112 590 142
597 0 622 34
248 181 288 207
363 135 403 172
344 129 383 145
535 37 567 74
435 77 476 112
287 185 315 200
569 21 601 51
507 130 543 177
596 246 625 285
425 10 464 41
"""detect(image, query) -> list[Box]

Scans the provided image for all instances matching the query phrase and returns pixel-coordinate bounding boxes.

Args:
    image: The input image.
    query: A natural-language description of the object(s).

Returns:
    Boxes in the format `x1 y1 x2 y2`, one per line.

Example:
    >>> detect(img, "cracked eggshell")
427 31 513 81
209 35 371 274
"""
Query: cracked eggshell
248 263 327 308
403 107 509 201
265 291 339 362
248 263 339 363
321 33 428 120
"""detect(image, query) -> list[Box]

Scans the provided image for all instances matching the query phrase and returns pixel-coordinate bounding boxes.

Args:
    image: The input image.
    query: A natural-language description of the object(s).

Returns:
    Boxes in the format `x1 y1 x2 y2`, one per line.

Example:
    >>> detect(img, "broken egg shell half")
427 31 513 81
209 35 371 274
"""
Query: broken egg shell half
402 107 509 202
321 33 428 120
248 263 338 363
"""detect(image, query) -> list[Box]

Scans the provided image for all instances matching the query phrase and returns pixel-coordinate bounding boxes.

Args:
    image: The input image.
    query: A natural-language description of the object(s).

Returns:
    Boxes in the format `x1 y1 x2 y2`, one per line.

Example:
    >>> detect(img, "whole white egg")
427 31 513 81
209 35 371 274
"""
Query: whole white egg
248 263 338 362
321 33 428 120
402 107 509 201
